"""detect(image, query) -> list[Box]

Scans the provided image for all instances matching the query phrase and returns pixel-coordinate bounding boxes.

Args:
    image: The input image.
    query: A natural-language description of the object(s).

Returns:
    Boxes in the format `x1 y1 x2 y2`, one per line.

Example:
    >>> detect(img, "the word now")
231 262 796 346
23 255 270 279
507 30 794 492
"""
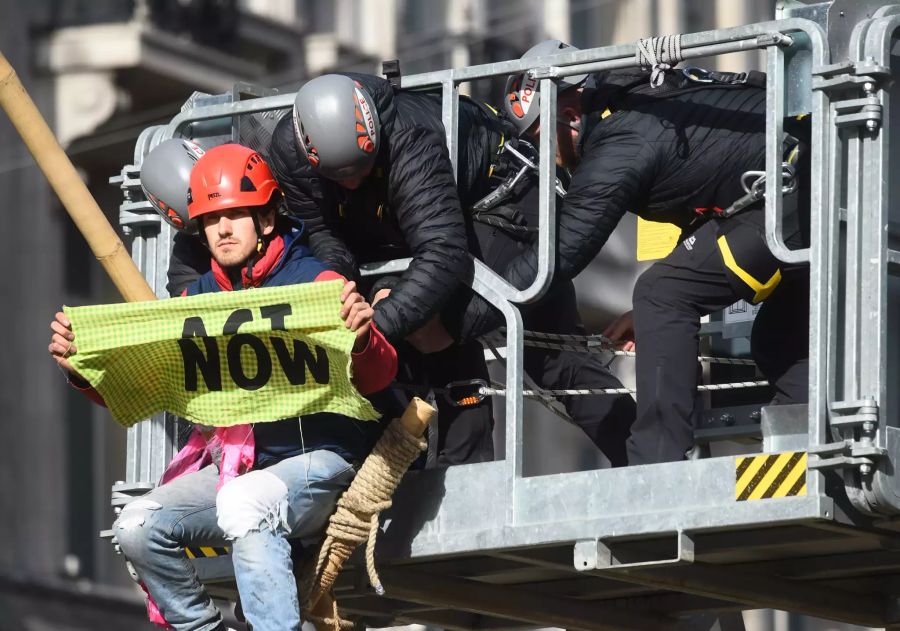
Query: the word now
177 304 329 391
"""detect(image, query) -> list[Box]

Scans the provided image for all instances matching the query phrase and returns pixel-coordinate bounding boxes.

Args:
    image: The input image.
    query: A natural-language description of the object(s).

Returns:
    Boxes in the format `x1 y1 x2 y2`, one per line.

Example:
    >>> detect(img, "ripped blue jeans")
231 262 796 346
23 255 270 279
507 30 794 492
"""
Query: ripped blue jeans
114 450 355 631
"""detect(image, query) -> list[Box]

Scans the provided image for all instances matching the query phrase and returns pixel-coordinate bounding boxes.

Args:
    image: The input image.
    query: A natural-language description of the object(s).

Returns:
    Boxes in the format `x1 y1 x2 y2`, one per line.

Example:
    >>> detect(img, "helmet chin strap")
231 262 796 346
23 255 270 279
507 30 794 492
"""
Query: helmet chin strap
242 209 267 288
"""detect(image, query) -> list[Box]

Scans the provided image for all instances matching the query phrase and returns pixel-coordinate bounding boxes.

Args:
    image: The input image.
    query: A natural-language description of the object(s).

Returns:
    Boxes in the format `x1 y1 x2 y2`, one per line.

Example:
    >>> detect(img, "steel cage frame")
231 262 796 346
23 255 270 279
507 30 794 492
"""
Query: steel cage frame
120 15 826 484
109 5 900 574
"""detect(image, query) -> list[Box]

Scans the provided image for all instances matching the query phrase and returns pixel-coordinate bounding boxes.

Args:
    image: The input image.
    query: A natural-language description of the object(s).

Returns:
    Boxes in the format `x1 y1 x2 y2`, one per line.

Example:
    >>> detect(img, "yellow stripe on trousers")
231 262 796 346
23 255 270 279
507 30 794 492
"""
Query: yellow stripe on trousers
717 235 782 303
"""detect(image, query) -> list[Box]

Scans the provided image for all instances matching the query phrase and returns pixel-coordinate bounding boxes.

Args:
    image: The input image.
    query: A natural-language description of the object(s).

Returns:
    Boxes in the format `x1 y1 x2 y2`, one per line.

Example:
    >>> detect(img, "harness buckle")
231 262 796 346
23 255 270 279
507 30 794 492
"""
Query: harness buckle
722 157 799 219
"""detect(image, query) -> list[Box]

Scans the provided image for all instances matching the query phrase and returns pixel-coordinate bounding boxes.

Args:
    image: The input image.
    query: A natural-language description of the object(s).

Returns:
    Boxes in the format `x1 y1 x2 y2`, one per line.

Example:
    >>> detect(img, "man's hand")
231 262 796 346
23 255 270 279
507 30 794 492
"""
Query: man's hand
371 287 453 354
406 315 454 354
602 310 636 352
340 281 375 353
48 311 81 375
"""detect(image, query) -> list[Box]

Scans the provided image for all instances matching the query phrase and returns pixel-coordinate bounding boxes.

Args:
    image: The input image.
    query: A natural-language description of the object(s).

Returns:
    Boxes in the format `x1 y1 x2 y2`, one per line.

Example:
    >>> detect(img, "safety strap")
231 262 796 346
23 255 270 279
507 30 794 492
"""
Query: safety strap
681 66 766 89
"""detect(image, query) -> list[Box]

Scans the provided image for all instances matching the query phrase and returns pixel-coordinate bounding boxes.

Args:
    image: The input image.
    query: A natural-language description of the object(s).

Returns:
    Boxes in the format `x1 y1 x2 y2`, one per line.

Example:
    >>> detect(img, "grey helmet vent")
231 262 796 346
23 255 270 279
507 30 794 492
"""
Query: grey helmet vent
141 139 205 233
292 74 381 182
504 40 588 136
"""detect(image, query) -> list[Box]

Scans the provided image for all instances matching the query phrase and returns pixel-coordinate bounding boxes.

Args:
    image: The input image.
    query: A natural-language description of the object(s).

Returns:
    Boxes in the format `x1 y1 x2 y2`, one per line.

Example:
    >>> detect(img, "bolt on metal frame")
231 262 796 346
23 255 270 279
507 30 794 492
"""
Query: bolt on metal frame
107 5 900 626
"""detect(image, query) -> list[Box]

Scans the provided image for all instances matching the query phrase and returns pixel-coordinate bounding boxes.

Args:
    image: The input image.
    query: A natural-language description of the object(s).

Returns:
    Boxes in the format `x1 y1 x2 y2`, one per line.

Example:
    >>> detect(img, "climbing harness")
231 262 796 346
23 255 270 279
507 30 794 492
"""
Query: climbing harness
471 138 567 237
721 146 801 218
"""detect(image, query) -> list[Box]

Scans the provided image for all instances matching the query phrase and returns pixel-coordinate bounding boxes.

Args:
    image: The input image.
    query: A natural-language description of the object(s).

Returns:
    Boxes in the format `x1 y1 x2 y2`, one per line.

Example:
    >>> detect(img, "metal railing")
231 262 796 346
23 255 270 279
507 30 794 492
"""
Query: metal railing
113 11 900 518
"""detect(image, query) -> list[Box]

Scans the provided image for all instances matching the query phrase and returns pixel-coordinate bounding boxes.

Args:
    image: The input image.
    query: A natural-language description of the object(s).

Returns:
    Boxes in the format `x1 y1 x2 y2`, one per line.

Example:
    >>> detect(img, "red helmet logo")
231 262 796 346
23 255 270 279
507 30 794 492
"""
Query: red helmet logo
353 82 377 154
187 144 280 220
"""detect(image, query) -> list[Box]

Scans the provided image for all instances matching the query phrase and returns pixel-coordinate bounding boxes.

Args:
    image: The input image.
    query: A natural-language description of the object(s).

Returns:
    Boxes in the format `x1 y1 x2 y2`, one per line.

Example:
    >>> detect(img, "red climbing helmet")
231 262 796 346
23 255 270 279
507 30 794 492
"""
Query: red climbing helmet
187 143 280 220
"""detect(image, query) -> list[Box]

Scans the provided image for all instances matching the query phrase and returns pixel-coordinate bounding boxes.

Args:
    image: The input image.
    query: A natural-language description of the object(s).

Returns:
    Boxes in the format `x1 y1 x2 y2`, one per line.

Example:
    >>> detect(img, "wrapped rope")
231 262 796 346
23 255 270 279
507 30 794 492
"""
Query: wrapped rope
302 397 433 629
636 34 683 87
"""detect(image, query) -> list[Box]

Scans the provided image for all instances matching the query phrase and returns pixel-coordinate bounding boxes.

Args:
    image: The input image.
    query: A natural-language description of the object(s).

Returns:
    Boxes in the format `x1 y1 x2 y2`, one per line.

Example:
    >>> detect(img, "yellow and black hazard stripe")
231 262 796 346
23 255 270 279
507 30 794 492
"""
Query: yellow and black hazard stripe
735 451 807 501
185 546 230 559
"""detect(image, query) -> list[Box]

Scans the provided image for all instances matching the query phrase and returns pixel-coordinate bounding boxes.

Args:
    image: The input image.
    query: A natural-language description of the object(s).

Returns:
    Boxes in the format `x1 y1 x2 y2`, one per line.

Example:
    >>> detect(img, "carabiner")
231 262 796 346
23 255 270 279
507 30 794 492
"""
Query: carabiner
444 379 490 407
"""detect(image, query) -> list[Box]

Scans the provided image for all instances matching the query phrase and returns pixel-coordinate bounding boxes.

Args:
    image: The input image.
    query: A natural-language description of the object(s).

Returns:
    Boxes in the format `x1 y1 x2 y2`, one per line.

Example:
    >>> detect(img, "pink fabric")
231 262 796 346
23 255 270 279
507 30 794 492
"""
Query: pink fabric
141 583 174 629
142 424 256 625
215 424 256 490
159 424 256 488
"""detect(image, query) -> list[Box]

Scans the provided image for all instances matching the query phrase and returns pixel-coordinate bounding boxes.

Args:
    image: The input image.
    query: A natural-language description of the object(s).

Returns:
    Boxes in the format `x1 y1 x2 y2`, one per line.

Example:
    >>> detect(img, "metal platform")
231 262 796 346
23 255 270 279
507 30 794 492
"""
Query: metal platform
108 1 900 627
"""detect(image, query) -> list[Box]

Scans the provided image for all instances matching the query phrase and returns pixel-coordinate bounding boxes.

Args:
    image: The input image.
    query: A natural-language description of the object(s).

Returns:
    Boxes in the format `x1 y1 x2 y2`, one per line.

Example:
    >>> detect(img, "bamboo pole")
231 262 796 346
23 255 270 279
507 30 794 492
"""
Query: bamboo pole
0 51 155 302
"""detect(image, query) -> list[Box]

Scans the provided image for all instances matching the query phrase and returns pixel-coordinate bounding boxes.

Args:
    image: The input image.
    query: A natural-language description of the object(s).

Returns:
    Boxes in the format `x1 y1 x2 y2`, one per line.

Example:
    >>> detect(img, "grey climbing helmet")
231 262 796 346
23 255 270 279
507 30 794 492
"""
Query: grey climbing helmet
292 74 380 181
504 40 589 136
140 138 205 234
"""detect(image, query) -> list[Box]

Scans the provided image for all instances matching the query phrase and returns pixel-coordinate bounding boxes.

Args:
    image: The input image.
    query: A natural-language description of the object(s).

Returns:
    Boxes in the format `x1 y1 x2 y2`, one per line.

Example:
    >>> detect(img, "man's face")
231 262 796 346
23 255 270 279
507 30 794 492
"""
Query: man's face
336 175 366 190
201 206 274 268
334 162 374 191
524 87 583 170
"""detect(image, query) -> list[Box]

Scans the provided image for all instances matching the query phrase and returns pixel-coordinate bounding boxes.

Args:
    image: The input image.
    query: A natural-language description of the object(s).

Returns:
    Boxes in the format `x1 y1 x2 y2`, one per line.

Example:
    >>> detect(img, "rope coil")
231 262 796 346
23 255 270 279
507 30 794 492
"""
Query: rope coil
301 413 428 630
636 34 684 87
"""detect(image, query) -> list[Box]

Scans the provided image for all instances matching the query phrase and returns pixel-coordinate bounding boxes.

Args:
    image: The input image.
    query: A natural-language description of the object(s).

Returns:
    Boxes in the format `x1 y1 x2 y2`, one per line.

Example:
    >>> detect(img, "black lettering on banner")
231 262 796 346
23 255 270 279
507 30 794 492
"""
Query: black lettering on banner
223 308 254 335
260 304 292 331
271 337 330 385
179 316 222 391
227 334 272 390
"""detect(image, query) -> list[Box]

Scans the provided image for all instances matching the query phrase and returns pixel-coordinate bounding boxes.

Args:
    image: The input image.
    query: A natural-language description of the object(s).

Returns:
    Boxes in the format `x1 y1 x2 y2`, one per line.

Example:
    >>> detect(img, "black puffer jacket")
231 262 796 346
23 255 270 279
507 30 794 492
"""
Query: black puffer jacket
268 73 507 344
503 69 782 290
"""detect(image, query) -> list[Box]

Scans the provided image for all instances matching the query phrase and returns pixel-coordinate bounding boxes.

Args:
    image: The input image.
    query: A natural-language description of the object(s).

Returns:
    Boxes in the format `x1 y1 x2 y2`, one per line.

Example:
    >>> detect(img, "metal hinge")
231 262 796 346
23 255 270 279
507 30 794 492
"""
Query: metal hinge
813 58 890 132
112 163 162 234
809 398 884 475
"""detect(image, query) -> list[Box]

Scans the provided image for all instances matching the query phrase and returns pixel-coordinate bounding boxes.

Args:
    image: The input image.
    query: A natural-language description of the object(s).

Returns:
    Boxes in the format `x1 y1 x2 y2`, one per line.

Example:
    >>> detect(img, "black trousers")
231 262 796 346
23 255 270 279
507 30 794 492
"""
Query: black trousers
628 210 809 465
460 218 636 467
520 281 636 466
421 342 495 465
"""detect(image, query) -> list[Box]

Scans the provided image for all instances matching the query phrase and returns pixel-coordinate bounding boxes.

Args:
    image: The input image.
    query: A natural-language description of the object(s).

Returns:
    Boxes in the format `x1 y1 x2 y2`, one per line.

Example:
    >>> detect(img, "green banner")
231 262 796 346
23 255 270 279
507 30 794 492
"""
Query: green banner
66 280 379 427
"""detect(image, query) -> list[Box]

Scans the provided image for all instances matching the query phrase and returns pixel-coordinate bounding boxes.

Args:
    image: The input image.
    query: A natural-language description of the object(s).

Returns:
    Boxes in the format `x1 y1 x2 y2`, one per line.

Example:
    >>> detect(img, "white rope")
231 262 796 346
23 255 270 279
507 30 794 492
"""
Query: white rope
482 380 769 398
483 340 576 424
636 34 683 87
485 330 758 366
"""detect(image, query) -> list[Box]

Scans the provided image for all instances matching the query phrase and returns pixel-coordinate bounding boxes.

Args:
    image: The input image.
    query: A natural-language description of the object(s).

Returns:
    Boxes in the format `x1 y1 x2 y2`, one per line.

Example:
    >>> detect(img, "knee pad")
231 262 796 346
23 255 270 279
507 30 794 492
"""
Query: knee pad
216 470 289 539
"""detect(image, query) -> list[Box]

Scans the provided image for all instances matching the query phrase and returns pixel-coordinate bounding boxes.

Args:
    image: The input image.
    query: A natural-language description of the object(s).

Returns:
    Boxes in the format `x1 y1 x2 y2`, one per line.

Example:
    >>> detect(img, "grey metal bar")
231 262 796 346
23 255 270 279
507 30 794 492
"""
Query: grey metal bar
889 248 900 273
805 21 835 506
765 44 810 264
470 260 525 495
378 567 678 631
539 36 789 79
529 78 557 305
163 92 294 142
441 80 459 178
843 125 863 400
400 20 821 87
585 563 888 628
359 258 412 277
860 15 900 512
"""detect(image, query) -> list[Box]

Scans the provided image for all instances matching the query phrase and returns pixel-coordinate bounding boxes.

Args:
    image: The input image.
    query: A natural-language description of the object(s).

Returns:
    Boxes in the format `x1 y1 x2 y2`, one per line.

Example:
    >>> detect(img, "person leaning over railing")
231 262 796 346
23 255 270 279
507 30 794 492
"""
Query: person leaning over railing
167 73 498 466
270 72 636 468
501 40 811 465
48 144 397 631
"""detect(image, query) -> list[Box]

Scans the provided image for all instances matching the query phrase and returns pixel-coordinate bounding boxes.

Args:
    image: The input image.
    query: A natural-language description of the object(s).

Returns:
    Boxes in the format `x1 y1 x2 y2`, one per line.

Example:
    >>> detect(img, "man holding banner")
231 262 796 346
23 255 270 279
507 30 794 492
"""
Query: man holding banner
48 144 397 631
